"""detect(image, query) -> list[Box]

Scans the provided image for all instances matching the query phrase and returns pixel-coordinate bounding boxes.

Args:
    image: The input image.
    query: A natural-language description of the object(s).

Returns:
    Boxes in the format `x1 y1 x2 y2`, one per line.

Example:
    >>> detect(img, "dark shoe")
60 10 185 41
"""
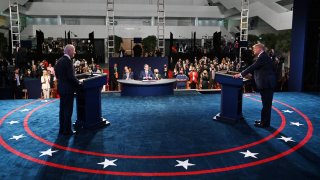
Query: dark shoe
254 123 269 128
62 131 76 135
255 120 261 124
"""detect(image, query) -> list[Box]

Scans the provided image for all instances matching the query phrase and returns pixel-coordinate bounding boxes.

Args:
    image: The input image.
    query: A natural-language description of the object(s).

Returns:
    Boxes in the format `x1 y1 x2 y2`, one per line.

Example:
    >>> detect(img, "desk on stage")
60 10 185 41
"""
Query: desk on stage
117 79 176 96
214 71 248 123
74 73 110 131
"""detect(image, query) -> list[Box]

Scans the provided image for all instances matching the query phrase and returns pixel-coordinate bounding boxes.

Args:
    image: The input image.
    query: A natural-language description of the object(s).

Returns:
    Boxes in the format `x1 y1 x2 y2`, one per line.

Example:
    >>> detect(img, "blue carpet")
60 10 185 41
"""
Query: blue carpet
0 92 319 179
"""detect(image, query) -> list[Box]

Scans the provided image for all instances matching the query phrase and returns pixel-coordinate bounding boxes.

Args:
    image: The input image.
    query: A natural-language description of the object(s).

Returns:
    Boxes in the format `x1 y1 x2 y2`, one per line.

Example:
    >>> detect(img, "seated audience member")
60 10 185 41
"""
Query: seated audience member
128 68 134 78
139 64 154 80
123 66 134 80
173 67 179 78
110 63 119 91
30 64 39 78
47 63 55 76
176 69 189 89
154 69 162 80
25 69 32 78
163 64 168 78
41 70 51 99
201 70 210 89
95 65 102 73
209 64 216 88
188 66 198 89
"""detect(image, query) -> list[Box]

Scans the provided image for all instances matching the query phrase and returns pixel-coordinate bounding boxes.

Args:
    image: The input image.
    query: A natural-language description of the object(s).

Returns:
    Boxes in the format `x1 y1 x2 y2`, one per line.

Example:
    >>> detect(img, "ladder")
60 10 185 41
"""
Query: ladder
9 0 21 63
106 0 115 62
157 0 165 56
239 0 249 65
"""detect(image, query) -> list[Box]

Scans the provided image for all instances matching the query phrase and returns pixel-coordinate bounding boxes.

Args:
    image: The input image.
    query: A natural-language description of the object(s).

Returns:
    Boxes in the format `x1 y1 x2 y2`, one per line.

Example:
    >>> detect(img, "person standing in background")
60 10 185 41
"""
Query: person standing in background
110 63 119 90
12 67 23 99
41 70 51 99
54 44 82 135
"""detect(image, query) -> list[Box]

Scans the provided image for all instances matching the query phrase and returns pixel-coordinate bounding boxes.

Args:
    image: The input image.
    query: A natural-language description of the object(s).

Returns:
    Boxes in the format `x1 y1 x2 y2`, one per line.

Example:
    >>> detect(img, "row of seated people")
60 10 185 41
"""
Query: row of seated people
110 63 214 90
9 66 58 99
5 58 105 99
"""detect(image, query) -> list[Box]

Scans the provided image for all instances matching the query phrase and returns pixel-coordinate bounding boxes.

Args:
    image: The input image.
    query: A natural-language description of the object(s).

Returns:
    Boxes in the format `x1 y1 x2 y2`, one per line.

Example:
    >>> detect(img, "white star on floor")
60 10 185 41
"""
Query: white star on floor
7 120 19 125
39 148 59 157
97 158 117 168
240 150 259 159
9 134 26 141
175 159 195 170
282 110 294 113
20 109 30 112
290 122 304 127
244 94 251 97
277 136 295 142
41 100 49 103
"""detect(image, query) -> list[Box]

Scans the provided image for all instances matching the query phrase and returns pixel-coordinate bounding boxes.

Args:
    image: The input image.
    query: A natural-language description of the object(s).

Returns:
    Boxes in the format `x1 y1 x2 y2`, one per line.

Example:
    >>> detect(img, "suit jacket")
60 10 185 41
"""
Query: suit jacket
241 51 276 90
54 55 80 94
11 73 22 88
123 72 134 80
139 70 154 80
154 73 162 80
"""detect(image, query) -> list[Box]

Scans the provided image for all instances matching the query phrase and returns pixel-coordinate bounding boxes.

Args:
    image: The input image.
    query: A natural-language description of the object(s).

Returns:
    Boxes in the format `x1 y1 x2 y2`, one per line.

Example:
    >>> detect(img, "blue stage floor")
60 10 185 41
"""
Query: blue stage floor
0 92 319 179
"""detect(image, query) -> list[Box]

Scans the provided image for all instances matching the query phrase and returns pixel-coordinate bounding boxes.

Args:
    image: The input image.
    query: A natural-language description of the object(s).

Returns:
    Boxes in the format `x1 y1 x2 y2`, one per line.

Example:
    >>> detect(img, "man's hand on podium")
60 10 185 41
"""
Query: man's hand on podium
233 73 242 79
79 79 84 85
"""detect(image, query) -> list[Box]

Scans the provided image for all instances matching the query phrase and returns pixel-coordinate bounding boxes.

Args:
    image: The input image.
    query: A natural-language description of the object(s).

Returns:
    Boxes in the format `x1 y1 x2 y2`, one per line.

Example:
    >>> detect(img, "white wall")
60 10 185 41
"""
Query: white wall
24 2 224 18
21 24 221 39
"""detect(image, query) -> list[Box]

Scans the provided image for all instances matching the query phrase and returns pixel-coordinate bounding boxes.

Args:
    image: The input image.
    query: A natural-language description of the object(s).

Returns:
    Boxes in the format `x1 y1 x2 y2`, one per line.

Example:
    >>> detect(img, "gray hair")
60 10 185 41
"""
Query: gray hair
64 44 75 54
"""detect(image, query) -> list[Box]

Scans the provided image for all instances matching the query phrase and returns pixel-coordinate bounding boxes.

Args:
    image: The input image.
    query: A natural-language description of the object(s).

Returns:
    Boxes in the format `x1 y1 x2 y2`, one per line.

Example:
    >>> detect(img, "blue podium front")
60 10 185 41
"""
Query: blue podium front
214 71 247 123
74 73 110 131
118 79 176 96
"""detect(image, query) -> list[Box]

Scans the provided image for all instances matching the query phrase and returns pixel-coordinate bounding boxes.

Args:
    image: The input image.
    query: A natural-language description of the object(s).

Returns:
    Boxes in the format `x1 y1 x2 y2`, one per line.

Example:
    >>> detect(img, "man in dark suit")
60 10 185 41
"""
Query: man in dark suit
139 64 154 80
12 67 23 99
234 43 276 128
122 66 134 80
54 44 81 135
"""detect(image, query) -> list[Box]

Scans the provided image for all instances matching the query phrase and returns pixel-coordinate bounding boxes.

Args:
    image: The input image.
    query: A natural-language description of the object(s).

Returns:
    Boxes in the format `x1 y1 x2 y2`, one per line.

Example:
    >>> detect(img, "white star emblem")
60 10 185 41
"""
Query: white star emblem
240 150 259 159
39 148 59 157
20 109 30 112
97 158 117 169
9 134 26 140
7 120 19 125
244 94 251 97
282 110 294 113
41 100 49 103
290 122 304 127
175 159 195 170
277 136 295 142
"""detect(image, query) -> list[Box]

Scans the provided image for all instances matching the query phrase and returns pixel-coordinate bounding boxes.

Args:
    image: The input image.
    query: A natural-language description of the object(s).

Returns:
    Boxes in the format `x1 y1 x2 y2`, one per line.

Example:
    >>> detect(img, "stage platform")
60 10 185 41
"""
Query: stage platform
0 92 319 179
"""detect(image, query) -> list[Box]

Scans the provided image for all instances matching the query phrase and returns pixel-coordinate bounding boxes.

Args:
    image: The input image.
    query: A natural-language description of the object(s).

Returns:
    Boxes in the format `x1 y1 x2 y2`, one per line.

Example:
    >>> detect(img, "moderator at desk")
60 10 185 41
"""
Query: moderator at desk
117 79 176 96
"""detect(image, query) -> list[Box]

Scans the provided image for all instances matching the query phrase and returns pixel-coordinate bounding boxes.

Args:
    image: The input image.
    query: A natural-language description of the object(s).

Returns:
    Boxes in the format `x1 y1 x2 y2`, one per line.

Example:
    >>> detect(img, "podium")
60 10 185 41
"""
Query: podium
214 71 247 123
74 73 110 131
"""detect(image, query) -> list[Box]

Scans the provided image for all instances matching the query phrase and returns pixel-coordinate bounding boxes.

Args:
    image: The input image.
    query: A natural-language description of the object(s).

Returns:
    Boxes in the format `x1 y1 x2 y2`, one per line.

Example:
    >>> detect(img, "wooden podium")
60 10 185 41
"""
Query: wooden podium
214 71 247 123
74 73 110 131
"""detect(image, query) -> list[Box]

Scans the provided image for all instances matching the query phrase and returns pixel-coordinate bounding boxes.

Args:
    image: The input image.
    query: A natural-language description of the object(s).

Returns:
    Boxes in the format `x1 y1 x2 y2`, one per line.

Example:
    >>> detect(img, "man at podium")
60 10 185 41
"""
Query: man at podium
54 44 82 135
139 64 154 80
234 43 276 128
